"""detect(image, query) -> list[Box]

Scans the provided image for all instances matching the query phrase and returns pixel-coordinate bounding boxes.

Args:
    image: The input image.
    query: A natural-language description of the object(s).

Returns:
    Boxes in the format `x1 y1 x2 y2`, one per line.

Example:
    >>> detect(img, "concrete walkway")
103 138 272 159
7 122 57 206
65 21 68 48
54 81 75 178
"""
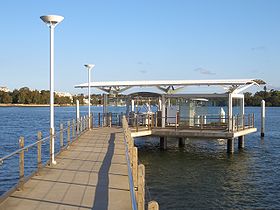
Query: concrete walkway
0 128 131 210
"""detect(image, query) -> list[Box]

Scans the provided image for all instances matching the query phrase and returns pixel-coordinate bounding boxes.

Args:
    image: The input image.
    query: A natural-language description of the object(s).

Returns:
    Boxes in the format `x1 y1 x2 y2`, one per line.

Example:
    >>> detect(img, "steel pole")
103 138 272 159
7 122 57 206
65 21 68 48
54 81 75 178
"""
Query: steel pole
88 68 91 128
50 25 56 165
261 100 265 137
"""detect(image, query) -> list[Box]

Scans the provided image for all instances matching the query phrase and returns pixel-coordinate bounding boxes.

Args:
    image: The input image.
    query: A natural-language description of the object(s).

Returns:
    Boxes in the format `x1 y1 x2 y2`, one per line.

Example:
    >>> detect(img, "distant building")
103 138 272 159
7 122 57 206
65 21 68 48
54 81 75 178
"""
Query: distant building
83 98 90 105
55 91 73 100
0 86 10 92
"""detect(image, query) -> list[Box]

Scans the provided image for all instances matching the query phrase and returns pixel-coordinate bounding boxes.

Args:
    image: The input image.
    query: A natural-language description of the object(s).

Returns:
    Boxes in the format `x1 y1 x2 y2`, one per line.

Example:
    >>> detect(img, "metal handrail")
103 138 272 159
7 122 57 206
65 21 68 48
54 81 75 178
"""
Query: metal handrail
123 134 138 210
126 113 255 132
0 115 89 164
0 135 49 163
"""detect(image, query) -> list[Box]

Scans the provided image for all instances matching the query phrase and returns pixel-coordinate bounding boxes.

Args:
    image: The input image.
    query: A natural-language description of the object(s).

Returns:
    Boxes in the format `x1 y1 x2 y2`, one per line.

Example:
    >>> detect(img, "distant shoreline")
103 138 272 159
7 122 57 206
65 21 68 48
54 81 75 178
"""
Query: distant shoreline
0 104 107 107
0 104 64 107
0 104 109 107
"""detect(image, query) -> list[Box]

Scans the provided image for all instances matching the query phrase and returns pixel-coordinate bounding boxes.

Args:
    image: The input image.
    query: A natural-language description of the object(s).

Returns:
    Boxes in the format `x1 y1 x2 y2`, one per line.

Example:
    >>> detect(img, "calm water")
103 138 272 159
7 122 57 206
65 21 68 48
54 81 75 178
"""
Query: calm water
0 106 280 209
137 107 280 209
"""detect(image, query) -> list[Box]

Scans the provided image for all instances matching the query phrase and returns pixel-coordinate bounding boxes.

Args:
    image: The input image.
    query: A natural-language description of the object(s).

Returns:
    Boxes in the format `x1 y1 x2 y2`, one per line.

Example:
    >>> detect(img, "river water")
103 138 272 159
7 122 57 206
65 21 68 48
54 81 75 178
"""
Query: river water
0 106 280 209
137 107 280 209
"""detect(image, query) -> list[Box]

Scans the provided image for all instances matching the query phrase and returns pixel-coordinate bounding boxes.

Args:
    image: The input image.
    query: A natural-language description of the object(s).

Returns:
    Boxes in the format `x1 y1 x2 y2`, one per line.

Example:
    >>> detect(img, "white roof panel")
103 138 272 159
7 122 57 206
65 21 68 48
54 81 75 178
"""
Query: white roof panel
75 79 256 88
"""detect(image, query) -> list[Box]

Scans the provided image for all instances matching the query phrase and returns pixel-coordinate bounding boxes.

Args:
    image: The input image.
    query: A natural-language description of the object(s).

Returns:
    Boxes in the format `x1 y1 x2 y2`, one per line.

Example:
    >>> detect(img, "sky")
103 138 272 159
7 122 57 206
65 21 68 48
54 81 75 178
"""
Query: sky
0 0 279 94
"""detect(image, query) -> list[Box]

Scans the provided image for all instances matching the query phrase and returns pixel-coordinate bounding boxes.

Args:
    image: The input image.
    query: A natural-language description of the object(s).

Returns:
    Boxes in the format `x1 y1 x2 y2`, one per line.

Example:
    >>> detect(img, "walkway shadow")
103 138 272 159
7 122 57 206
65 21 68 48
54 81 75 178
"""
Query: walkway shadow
92 133 115 210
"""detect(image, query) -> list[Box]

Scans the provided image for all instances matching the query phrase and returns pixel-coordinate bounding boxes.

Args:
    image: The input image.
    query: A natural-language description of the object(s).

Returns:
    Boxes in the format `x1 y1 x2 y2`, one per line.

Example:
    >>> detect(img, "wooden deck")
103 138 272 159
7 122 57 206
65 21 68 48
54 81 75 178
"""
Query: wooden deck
0 128 132 210
130 126 257 139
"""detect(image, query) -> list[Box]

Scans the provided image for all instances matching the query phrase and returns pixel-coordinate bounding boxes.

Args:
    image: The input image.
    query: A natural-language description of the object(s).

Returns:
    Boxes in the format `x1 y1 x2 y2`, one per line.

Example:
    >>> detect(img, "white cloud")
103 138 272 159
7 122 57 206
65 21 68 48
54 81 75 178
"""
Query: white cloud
194 67 216 75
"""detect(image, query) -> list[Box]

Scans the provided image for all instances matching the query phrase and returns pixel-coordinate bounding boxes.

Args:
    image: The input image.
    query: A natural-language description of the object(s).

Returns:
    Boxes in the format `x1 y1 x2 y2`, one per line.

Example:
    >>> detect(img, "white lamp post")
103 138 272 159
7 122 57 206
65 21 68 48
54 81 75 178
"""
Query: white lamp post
84 64 95 129
40 15 64 165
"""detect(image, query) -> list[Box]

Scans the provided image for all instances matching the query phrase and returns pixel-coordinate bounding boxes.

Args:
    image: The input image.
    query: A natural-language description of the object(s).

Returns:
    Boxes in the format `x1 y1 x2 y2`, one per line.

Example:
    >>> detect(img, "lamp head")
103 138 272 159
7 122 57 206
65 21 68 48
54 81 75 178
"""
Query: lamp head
84 64 95 70
40 15 64 27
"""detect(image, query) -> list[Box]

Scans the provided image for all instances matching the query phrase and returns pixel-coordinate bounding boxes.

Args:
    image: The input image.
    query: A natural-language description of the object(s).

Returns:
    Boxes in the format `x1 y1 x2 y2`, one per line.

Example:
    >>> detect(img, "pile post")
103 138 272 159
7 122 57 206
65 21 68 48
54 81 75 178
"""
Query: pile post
60 123 63 147
37 132 42 171
18 137 25 190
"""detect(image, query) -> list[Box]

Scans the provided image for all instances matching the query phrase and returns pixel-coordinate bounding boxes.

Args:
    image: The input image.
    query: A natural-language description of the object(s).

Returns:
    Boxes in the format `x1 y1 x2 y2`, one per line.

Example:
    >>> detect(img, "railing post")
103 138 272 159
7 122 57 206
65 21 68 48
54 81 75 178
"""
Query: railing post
138 164 145 210
236 115 239 131
128 137 133 162
151 113 154 128
98 113 101 127
155 112 158 127
72 119 75 138
67 121 70 145
200 115 204 129
136 114 139 132
148 201 159 210
132 147 138 195
80 116 83 132
18 136 24 190
60 123 63 147
83 116 85 131
49 128 53 165
86 116 90 130
109 112 112 127
37 132 42 172
91 113 93 129
148 114 151 130
85 115 87 130
133 114 136 128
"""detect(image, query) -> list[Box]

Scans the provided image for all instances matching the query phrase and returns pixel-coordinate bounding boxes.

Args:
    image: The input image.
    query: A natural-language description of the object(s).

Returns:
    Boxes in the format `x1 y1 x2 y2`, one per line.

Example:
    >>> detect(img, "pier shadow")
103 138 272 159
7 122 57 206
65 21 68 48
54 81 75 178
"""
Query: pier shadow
92 133 115 210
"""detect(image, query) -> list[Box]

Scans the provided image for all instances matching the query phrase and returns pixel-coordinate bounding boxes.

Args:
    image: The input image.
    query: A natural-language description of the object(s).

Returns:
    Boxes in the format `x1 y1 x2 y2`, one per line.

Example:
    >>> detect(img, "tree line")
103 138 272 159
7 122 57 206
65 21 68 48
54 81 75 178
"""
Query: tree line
1 87 279 106
0 87 122 106
0 87 83 105
244 89 280 107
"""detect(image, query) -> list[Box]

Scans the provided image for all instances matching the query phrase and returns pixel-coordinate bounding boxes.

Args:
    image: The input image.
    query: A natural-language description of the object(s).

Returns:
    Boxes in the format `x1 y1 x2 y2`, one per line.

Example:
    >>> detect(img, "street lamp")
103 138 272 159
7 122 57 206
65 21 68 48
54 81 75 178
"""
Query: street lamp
40 15 64 165
84 64 95 129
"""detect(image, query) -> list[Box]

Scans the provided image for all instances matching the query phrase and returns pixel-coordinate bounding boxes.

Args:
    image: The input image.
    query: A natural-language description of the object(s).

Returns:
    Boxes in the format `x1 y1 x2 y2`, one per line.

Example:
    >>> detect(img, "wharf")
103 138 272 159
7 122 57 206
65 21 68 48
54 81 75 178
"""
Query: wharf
0 128 131 210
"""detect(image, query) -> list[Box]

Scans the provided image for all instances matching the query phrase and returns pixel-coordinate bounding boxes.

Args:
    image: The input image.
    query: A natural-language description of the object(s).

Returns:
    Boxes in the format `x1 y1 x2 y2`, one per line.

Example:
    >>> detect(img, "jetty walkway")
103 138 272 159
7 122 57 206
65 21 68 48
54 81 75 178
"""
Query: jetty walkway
0 128 131 210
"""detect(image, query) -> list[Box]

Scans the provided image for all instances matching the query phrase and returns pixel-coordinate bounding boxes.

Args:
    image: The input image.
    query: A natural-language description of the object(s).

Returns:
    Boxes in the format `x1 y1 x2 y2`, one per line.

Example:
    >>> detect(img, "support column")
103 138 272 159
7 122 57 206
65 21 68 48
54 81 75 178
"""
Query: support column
238 136 245 149
228 93 233 131
240 96 245 128
158 98 162 111
131 99 135 112
160 137 167 150
261 100 265 137
161 95 166 128
103 94 108 126
227 138 234 153
178 137 185 147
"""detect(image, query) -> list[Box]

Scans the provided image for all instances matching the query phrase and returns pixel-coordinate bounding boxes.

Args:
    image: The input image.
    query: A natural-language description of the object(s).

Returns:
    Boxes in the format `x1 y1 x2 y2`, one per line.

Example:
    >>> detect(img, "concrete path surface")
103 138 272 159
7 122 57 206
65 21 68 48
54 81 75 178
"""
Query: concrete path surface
0 128 131 210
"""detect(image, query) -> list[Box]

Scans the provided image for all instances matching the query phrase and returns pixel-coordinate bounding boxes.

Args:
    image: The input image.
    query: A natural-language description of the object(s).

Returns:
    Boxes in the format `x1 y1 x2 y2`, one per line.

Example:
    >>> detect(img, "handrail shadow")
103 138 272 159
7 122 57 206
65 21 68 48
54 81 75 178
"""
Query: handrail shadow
92 133 115 210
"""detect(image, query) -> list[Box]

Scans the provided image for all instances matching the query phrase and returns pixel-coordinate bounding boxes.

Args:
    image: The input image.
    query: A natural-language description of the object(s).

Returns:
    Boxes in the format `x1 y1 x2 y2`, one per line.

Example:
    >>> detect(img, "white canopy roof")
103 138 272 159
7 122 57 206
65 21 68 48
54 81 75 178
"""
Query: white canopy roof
75 79 259 94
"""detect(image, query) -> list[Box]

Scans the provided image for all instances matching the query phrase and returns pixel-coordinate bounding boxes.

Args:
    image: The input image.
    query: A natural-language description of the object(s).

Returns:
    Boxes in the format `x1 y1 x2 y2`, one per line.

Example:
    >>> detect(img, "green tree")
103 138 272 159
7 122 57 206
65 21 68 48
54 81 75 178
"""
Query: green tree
18 87 32 104
0 91 12 103
40 90 50 104
11 89 19 103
